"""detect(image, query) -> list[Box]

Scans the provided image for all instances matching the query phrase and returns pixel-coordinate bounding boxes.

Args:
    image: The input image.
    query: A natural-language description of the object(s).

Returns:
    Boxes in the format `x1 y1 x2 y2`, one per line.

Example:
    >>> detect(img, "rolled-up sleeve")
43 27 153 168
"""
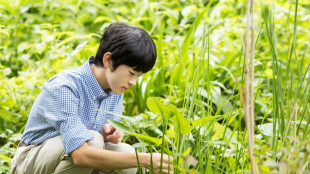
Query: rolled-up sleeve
45 84 94 155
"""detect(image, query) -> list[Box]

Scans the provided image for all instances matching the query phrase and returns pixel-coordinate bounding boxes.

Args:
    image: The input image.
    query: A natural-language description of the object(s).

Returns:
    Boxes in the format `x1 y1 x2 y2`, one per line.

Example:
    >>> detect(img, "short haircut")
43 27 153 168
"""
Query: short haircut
94 22 157 73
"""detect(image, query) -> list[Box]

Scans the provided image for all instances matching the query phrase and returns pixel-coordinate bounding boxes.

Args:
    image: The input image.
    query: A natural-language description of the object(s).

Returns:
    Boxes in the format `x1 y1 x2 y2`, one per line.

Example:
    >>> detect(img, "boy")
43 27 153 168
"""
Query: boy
11 22 172 174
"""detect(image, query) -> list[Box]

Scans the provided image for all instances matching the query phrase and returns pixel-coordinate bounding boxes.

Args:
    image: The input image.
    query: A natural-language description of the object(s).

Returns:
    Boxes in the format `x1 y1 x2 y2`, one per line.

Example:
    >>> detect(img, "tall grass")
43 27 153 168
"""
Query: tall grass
261 0 310 172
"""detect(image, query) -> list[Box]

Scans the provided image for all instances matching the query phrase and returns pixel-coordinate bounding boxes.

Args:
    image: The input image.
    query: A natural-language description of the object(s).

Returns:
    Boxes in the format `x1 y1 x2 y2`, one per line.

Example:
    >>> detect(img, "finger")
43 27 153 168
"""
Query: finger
118 131 124 141
110 132 122 144
102 124 110 134
116 134 123 143
114 130 124 139
162 155 173 164
168 164 174 172
107 125 118 134
112 139 120 144
109 124 117 133
160 154 169 163
162 169 174 174
168 156 173 164
106 134 119 144
160 162 169 170
106 135 113 141
160 161 173 170
161 169 169 174
108 137 119 144
159 164 173 173
113 130 121 137
154 168 172 174
101 125 106 133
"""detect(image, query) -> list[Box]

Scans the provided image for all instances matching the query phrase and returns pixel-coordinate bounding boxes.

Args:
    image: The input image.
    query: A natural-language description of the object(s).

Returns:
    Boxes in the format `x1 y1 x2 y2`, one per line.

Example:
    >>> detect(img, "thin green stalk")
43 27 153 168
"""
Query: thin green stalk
207 21 213 118
296 48 310 133
262 3 284 158
150 147 154 174
160 119 166 174
135 149 142 174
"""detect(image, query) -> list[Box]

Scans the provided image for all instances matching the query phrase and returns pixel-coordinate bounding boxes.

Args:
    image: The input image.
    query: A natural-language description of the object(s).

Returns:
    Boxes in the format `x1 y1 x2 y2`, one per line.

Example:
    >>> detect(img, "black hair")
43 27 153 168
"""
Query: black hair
94 22 157 73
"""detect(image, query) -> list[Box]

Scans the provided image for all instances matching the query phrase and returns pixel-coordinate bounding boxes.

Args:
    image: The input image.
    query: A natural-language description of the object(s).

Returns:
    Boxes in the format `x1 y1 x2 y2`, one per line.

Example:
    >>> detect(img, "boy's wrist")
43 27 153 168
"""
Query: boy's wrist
137 153 149 168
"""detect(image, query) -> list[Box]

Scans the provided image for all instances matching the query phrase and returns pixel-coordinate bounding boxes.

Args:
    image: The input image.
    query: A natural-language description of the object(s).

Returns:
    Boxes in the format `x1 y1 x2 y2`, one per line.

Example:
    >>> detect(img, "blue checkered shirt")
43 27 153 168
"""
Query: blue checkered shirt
20 56 123 155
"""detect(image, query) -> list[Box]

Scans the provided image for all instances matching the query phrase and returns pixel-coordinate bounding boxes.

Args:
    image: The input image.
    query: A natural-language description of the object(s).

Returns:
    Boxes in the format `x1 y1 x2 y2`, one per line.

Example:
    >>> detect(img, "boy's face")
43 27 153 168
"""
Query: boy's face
105 64 143 95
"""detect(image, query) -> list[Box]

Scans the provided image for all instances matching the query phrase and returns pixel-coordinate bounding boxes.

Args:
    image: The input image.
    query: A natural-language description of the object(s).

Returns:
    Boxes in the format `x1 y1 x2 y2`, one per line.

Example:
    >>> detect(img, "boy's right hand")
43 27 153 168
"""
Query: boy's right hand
101 124 123 144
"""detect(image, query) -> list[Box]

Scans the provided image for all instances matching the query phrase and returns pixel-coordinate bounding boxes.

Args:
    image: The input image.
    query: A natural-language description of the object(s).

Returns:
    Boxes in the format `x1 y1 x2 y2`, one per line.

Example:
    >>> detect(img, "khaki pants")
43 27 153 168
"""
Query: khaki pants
11 130 137 174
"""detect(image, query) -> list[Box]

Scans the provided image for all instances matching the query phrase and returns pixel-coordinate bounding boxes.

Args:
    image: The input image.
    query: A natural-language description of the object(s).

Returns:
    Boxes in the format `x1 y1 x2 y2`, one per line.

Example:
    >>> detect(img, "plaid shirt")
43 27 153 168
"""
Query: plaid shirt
20 56 123 155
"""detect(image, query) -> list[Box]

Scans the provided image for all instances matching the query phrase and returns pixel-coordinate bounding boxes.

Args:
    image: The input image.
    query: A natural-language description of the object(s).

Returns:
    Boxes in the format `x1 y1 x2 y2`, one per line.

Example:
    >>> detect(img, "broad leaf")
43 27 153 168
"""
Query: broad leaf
108 120 160 146
147 97 172 119
170 105 192 135
129 133 160 146
212 122 224 141
0 109 18 122
107 120 134 133
191 116 221 126
257 123 275 137
132 142 150 148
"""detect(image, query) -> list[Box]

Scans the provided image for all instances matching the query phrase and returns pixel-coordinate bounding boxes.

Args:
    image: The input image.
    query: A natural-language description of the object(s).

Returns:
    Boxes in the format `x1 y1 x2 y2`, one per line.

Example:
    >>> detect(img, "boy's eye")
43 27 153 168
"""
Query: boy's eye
129 71 135 75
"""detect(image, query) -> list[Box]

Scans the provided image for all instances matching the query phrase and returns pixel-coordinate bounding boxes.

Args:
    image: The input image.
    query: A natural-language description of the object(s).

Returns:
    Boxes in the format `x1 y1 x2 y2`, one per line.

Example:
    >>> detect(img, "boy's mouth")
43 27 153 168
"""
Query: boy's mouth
122 87 128 91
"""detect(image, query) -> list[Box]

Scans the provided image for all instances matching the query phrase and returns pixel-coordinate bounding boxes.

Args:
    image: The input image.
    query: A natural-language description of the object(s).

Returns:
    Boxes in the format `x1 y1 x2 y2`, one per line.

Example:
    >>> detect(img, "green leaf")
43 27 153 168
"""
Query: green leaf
56 36 77 48
0 154 11 165
107 120 134 133
0 109 18 122
212 122 224 141
191 116 221 126
147 97 172 119
257 123 275 137
227 112 239 125
182 147 192 156
108 120 160 146
0 98 15 108
93 16 112 24
170 105 192 135
166 127 175 138
129 133 160 146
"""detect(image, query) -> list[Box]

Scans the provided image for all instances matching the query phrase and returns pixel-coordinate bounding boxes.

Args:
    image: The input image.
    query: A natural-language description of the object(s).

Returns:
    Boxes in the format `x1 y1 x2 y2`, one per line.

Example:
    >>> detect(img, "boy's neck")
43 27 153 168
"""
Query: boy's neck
90 64 110 90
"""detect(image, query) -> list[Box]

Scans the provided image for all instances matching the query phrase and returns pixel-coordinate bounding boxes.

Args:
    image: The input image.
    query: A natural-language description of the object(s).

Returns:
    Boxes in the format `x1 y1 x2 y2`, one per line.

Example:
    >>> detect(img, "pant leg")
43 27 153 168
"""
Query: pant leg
11 145 36 174
93 142 137 174
11 130 104 174
54 130 104 174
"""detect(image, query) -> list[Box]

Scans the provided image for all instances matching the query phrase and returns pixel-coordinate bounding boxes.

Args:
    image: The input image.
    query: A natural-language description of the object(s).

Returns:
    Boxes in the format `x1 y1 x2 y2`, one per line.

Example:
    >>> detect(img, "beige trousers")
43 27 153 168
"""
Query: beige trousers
11 130 137 174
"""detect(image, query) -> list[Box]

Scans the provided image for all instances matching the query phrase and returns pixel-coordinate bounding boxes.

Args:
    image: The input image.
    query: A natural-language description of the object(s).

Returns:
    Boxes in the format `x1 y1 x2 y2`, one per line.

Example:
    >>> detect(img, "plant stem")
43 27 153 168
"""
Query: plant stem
245 0 257 173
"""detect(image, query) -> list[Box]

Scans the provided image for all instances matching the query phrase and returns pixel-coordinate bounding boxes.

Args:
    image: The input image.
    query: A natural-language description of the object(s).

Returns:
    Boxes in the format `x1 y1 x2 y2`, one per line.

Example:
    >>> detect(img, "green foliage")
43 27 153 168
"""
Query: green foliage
147 97 173 119
1 0 309 173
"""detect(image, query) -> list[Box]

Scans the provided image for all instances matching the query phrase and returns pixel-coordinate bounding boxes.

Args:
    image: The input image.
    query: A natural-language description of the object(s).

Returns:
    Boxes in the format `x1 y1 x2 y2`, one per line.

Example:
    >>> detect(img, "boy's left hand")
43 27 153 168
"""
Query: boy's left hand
101 124 123 144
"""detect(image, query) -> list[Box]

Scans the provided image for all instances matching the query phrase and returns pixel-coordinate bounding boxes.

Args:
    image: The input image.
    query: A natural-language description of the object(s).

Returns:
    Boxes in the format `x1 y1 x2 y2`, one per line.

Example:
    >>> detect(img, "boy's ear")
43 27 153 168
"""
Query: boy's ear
102 52 112 68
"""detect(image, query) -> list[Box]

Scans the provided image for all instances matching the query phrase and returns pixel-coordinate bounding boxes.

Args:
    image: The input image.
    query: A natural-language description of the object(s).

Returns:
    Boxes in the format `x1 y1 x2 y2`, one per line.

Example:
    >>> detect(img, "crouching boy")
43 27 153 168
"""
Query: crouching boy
11 22 172 174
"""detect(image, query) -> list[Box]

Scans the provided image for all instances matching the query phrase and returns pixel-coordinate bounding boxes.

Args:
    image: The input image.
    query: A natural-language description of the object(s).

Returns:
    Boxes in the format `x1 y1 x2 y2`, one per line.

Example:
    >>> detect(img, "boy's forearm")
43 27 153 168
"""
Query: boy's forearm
72 143 148 170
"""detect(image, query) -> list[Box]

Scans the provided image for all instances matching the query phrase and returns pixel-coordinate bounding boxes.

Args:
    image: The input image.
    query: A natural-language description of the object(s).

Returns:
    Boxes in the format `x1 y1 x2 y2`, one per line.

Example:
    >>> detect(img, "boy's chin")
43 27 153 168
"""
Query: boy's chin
112 89 124 95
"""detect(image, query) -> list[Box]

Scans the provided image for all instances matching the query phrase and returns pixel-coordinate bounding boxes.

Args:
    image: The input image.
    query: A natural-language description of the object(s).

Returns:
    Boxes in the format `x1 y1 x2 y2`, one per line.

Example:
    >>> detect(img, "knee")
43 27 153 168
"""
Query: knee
120 143 135 153
88 130 104 149
106 142 135 154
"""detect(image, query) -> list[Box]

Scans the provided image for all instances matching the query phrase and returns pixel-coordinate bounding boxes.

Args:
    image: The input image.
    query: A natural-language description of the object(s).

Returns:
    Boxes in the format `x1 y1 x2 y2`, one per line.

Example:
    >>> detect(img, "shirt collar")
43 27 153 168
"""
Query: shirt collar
81 56 112 101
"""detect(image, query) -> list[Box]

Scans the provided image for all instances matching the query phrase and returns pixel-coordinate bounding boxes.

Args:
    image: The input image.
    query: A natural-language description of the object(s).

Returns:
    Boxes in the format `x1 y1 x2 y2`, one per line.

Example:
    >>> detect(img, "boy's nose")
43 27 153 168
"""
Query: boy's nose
128 76 137 86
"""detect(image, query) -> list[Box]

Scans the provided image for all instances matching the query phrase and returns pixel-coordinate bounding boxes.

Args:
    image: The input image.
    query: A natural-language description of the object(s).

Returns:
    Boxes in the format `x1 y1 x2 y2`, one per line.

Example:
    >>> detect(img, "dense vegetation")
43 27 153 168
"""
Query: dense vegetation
0 0 309 173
